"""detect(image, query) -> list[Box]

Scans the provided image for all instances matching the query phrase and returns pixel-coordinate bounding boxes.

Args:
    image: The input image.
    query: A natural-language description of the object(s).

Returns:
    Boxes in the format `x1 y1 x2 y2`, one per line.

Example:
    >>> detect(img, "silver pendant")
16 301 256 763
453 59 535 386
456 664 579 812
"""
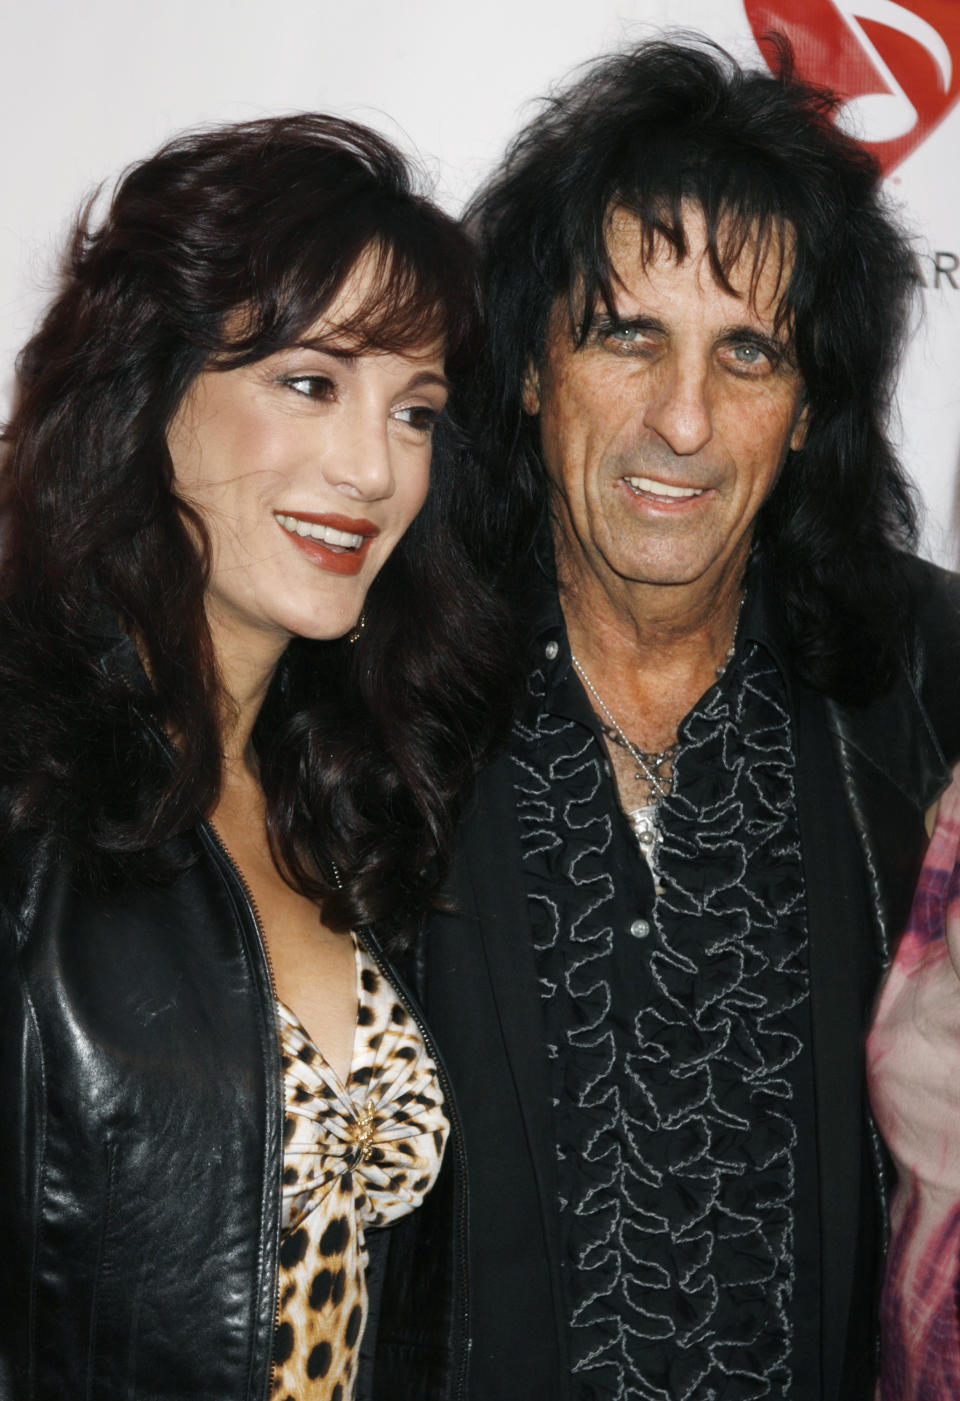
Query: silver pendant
628 803 663 888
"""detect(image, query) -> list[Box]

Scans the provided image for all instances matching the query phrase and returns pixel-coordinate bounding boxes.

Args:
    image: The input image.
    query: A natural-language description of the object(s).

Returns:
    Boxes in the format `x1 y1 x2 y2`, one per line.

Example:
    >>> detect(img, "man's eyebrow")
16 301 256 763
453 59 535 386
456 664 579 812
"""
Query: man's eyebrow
588 312 666 337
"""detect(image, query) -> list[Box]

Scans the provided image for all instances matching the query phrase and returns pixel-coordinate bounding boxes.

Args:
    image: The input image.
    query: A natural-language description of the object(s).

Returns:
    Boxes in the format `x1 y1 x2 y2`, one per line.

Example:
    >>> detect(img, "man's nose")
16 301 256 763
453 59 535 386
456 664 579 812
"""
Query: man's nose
324 413 395 501
642 356 713 456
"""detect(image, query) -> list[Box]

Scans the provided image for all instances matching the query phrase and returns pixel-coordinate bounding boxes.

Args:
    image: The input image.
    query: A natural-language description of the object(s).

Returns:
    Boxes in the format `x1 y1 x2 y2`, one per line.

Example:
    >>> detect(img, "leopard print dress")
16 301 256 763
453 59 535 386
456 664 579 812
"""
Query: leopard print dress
271 936 448 1401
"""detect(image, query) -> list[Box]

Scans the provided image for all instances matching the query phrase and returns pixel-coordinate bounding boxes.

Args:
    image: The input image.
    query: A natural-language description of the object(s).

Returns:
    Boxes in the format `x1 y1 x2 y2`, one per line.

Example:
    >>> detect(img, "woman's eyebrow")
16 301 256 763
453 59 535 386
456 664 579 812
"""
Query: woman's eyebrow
404 370 452 393
285 343 451 393
292 337 358 360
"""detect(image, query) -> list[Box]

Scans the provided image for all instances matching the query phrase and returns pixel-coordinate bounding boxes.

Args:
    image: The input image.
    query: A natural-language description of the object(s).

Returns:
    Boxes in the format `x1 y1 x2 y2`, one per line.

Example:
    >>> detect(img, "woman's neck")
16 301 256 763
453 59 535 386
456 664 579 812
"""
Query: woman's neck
206 609 289 766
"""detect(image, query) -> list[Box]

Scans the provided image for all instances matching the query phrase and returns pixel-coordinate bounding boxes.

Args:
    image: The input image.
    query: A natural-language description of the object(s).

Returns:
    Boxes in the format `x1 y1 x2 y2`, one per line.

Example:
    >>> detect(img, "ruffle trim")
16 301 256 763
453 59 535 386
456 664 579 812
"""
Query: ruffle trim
513 644 809 1398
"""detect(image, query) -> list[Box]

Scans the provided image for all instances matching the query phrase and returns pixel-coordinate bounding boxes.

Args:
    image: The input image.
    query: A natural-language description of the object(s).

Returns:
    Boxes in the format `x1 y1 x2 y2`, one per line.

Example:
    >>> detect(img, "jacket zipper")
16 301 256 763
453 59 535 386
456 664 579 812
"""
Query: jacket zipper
357 927 471 1401
204 822 284 1401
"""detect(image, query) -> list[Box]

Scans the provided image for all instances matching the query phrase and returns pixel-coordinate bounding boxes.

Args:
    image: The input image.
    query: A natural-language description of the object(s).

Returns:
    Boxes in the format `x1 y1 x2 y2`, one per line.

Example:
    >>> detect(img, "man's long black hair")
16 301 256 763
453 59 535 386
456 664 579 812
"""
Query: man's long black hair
462 34 920 703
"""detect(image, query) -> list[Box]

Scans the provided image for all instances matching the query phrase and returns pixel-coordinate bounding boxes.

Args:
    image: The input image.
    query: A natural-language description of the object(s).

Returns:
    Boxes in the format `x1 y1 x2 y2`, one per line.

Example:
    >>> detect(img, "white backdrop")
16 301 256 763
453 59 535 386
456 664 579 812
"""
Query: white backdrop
3 0 959 564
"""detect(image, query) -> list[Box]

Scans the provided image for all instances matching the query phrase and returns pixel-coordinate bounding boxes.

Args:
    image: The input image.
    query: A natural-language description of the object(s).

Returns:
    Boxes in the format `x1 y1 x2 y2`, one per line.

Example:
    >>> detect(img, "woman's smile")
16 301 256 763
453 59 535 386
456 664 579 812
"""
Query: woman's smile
274 511 379 575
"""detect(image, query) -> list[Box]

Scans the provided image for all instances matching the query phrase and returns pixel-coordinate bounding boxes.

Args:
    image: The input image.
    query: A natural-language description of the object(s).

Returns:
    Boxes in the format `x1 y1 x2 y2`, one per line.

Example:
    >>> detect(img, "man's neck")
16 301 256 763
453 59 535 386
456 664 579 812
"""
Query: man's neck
557 550 747 751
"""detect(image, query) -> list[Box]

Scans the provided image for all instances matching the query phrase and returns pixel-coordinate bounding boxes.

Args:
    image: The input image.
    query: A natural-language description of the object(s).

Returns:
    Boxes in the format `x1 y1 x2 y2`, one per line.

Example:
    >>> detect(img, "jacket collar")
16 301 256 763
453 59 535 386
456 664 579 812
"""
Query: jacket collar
825 677 948 824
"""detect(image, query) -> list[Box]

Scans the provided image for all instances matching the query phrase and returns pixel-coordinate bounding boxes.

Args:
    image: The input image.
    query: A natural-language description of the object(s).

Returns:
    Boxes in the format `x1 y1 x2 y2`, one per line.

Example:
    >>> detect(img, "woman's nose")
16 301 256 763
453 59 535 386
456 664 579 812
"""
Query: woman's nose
323 412 395 501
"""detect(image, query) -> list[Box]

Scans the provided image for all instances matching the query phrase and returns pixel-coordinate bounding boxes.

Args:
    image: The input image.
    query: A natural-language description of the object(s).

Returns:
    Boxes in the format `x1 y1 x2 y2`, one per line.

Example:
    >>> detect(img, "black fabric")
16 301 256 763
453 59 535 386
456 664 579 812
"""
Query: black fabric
405 553 960 1401
512 610 820 1398
789 676 884 1389
412 768 570 1401
365 932 470 1401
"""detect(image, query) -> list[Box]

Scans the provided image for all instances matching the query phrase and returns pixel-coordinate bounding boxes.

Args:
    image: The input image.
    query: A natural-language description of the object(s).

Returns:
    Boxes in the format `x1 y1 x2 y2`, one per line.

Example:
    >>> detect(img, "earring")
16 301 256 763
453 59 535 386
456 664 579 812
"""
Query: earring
347 610 367 645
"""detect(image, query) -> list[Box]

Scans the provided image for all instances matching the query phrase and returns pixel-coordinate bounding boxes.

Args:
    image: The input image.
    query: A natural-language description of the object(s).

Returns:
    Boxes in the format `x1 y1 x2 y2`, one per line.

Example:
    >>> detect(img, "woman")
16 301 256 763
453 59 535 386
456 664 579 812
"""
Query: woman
867 773 960 1398
0 115 510 1399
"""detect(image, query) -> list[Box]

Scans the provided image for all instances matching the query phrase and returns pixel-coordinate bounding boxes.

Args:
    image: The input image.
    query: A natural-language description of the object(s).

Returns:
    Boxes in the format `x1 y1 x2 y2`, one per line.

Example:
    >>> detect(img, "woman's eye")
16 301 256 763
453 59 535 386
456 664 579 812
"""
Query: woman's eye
283 375 335 399
394 405 440 434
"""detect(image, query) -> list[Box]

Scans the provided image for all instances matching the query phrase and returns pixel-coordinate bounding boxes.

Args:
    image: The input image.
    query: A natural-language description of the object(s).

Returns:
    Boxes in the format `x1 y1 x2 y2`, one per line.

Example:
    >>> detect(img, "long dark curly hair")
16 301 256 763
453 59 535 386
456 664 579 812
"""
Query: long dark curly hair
0 112 515 940
462 35 920 702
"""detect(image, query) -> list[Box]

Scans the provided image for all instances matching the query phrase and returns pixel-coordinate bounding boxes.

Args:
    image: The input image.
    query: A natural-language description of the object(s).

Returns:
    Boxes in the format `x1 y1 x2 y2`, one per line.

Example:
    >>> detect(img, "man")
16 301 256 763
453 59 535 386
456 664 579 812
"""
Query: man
374 37 960 1401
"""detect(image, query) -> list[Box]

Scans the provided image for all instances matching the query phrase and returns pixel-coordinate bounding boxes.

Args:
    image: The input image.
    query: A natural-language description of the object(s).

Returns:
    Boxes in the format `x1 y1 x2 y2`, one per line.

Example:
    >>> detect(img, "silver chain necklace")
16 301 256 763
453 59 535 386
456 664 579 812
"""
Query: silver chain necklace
571 656 673 801
569 595 745 809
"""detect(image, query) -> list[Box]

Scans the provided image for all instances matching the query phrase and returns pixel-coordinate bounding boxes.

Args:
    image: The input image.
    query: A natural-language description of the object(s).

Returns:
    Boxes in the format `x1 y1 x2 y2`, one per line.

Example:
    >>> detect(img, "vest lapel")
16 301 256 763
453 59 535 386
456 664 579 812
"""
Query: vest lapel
427 755 570 1399
825 668 949 961
795 668 949 1399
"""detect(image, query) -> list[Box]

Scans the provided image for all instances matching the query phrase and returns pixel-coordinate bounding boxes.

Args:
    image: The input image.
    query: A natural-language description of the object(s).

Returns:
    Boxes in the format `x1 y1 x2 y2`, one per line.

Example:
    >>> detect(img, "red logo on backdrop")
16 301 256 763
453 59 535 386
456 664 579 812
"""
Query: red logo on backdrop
744 0 960 172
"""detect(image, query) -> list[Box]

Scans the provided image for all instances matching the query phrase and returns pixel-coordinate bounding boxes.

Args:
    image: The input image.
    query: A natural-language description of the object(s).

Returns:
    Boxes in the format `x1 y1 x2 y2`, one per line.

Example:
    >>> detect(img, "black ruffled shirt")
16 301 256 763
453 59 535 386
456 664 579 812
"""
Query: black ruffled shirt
509 580 821 1400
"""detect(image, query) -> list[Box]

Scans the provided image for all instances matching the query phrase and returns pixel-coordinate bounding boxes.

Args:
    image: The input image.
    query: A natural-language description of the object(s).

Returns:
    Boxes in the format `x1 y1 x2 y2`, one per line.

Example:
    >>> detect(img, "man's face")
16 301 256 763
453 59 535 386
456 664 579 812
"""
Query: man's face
525 208 808 599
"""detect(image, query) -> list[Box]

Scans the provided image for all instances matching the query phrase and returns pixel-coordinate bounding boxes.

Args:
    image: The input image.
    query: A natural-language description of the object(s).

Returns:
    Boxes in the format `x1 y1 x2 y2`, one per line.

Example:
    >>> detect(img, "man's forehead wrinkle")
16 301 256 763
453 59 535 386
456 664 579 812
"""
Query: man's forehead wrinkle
600 203 794 328
607 196 790 269
555 207 797 357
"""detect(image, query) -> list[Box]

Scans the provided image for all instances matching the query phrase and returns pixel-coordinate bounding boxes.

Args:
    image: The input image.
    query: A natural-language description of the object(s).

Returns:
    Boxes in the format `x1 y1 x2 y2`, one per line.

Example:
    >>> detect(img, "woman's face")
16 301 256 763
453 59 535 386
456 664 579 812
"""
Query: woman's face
167 263 447 672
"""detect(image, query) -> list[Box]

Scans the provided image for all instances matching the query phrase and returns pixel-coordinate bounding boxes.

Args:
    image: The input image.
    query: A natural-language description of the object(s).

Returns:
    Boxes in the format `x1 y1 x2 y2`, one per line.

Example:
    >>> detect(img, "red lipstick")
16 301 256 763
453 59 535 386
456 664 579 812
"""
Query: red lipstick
275 512 379 577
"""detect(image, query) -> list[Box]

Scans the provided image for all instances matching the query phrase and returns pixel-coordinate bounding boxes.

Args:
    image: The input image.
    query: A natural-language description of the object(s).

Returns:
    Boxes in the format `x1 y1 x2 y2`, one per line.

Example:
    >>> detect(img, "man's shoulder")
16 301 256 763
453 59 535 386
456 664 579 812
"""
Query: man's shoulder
901 552 960 614
896 551 958 630
899 552 960 763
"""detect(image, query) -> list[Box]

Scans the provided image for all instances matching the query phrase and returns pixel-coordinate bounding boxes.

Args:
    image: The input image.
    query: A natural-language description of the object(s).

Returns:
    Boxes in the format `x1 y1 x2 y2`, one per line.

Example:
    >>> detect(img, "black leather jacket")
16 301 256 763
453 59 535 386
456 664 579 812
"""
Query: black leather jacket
0 810 468 1400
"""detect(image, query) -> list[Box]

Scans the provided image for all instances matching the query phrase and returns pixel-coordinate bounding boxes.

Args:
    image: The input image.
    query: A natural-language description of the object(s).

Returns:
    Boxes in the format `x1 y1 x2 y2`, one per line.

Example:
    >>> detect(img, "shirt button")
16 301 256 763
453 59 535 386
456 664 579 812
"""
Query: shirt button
544 640 559 660
629 919 650 938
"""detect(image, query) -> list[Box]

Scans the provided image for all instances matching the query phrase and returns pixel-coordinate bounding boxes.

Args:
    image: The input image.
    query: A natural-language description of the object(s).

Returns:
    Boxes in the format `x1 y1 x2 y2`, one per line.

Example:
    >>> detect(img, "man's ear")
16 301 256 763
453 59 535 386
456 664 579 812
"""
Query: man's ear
790 398 810 453
522 361 541 416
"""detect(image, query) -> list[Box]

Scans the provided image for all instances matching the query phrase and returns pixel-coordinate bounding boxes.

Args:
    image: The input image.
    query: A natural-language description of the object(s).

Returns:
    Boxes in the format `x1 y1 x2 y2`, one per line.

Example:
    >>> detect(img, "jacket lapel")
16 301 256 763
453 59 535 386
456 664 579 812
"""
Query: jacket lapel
426 755 570 1399
825 673 951 961
457 758 567 1307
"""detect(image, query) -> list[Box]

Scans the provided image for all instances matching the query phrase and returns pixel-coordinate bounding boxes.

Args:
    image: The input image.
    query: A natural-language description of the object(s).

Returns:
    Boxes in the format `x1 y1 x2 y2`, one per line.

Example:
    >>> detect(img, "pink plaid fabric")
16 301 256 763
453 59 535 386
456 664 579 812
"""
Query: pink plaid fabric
867 773 960 1399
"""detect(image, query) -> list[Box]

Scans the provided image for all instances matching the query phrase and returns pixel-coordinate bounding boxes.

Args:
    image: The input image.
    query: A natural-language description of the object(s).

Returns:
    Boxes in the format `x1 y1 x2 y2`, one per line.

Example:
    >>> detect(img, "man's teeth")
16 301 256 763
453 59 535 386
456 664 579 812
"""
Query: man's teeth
275 514 364 549
625 476 703 499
